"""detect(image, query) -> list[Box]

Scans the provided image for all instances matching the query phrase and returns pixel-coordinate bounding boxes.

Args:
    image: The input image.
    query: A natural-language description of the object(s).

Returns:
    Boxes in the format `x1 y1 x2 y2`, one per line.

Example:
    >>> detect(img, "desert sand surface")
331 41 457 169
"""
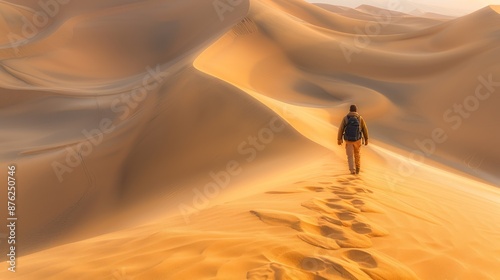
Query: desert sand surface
0 0 499 279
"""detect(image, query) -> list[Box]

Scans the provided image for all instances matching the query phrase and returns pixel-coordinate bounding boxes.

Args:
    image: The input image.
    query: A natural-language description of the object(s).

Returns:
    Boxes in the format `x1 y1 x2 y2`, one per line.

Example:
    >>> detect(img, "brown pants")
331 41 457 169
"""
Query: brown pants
345 140 362 173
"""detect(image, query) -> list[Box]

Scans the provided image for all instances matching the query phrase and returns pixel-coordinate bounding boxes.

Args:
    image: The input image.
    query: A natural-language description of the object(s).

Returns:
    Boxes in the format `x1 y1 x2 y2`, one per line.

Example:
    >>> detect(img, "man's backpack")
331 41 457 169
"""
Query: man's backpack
343 115 362 141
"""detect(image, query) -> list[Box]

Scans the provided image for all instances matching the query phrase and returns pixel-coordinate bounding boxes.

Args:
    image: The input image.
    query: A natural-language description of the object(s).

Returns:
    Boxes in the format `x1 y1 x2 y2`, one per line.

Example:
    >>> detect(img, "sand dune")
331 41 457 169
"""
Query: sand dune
0 0 255 256
2 153 499 279
315 4 449 33
0 0 499 279
196 0 500 182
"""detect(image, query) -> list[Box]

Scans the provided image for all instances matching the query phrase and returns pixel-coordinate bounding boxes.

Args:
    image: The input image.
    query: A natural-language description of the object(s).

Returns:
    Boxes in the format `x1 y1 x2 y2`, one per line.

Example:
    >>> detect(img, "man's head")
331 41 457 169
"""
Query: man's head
350 104 357 112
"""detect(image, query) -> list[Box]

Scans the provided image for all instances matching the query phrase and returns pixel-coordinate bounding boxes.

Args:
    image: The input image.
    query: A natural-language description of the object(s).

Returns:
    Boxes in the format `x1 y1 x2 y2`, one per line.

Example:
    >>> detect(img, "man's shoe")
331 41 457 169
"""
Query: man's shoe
356 168 360 174
350 171 356 175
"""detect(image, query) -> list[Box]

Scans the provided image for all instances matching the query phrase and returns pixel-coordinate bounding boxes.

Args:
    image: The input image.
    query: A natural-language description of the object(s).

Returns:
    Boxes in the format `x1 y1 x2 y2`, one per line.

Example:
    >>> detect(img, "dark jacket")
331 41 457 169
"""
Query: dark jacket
337 112 369 142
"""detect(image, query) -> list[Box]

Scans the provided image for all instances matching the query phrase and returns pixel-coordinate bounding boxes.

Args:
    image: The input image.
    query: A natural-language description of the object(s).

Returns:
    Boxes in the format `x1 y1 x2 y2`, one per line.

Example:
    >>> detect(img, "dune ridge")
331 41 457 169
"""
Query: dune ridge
196 0 500 182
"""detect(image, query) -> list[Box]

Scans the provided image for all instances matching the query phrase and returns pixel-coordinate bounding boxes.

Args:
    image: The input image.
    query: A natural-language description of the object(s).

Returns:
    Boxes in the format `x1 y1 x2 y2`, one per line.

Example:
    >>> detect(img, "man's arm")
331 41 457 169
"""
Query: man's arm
361 117 369 145
337 117 346 145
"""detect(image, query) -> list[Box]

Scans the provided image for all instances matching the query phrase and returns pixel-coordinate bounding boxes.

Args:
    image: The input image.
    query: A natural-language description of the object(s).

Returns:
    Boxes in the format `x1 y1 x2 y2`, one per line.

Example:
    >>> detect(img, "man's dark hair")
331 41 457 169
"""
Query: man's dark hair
350 105 357 112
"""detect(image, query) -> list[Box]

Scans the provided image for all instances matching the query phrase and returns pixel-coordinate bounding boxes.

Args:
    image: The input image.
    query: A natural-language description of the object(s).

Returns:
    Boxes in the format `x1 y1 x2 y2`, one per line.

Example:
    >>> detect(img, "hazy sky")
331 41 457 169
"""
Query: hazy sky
307 0 500 16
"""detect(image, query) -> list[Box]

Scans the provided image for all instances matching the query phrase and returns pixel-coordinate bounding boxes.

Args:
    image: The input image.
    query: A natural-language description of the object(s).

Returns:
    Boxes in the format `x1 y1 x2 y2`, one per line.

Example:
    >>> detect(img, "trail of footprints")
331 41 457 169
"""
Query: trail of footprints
248 173 417 280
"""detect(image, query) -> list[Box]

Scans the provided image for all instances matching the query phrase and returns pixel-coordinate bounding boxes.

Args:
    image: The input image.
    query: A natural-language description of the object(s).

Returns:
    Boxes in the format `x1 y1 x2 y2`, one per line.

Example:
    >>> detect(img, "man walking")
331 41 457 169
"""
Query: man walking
337 105 369 174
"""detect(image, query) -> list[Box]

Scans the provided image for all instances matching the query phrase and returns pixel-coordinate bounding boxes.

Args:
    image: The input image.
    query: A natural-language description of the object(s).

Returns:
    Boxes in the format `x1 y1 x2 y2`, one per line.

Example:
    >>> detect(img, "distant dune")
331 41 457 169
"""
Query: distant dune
315 3 449 32
0 0 499 279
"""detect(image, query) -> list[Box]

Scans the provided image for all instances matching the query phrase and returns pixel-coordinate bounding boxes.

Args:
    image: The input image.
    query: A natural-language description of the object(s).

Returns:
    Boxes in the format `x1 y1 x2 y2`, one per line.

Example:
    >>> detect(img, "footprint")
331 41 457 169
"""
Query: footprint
336 178 349 183
328 187 347 193
333 191 358 197
343 250 419 279
351 200 385 214
322 259 361 280
265 191 298 194
325 202 360 213
246 264 276 280
344 250 377 269
301 257 326 272
325 203 348 211
320 224 373 248
331 188 358 196
248 263 318 280
351 199 365 207
302 199 360 215
319 216 343 226
351 222 373 235
300 257 367 280
304 186 324 192
355 187 373 194
360 222 389 237
320 224 345 240
298 233 340 250
337 212 357 221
